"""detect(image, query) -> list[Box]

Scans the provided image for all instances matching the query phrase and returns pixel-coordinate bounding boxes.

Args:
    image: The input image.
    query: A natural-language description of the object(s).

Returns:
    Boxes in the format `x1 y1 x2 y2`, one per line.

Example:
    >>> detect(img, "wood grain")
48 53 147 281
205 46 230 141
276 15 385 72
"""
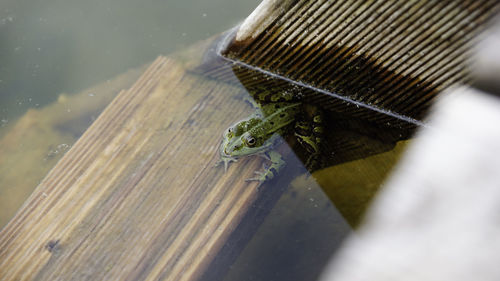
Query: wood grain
0 65 144 227
0 54 276 280
221 0 500 121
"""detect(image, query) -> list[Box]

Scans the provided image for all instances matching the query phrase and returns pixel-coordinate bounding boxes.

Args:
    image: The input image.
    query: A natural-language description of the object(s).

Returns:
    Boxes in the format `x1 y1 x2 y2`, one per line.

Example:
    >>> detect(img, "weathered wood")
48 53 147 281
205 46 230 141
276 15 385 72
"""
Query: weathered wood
0 48 278 280
0 66 144 227
5 1 494 279
0 32 410 280
219 0 500 122
321 87 500 281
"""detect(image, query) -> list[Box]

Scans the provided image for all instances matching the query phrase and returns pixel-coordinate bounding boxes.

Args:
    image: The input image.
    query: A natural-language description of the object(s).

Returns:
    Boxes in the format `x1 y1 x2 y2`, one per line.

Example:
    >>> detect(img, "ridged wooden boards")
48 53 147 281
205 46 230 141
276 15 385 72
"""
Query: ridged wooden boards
217 0 499 122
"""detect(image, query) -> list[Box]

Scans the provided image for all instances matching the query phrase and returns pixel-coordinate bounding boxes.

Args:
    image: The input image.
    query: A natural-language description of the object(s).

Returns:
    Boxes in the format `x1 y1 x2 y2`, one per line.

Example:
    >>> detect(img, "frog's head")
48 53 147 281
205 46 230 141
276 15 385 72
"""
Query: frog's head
218 118 275 171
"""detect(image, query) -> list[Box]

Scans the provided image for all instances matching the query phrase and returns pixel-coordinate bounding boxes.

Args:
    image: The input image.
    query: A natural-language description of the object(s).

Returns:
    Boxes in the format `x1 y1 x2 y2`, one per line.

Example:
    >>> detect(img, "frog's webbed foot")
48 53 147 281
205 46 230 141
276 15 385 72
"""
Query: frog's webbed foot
294 108 324 172
245 151 285 187
216 156 237 172
304 154 322 173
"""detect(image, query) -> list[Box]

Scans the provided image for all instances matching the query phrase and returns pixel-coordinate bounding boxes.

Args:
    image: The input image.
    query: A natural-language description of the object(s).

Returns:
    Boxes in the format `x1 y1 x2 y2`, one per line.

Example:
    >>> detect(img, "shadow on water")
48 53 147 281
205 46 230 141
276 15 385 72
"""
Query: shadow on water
195 33 417 281
204 91 409 281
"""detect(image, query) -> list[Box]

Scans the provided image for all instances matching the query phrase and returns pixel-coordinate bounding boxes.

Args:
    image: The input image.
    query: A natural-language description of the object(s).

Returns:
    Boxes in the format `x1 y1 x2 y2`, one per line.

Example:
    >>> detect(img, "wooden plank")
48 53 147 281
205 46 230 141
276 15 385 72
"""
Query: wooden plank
0 66 144 227
0 51 277 280
221 0 500 121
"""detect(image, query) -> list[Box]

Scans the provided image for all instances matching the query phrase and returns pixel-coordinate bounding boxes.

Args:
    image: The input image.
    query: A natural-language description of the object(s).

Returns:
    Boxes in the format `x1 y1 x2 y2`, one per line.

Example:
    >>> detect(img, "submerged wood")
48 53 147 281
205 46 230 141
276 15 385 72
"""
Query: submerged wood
2 1 498 280
0 38 402 280
0 42 276 279
0 67 143 228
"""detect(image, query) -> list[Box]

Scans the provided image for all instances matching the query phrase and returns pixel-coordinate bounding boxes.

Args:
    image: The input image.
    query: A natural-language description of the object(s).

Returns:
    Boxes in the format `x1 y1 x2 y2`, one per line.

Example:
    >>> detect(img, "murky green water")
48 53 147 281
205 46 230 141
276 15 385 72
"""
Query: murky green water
0 0 259 132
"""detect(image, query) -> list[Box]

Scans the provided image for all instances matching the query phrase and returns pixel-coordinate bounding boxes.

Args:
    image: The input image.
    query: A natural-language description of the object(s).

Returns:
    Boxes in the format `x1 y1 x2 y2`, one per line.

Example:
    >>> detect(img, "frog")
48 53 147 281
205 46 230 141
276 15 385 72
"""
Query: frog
217 89 324 186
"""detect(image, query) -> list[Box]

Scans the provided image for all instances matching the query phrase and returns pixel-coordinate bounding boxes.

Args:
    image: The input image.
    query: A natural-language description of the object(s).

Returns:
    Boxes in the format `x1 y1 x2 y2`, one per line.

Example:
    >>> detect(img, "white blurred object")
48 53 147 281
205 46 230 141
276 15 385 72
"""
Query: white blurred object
320 19 500 281
472 17 500 96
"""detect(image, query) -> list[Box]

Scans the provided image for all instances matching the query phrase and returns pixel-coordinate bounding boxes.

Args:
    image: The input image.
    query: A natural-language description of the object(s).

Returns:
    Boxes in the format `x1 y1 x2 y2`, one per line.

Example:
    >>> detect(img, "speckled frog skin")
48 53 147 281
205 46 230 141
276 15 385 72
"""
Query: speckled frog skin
218 89 324 186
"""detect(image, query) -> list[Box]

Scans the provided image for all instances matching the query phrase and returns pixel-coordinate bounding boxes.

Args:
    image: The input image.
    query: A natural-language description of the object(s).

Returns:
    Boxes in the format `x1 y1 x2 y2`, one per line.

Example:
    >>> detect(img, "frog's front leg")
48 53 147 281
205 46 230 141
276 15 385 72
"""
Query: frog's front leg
246 150 285 186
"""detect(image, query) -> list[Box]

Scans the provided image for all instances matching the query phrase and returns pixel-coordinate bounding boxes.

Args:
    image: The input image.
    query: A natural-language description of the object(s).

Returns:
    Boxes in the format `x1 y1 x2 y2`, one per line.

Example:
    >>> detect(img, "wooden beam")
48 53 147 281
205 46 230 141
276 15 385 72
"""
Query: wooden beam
0 46 281 280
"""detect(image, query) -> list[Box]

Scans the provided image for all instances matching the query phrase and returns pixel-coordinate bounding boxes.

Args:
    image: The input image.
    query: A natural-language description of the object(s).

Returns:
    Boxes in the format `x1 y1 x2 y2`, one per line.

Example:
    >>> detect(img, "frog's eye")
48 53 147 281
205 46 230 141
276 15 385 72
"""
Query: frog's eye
246 136 256 146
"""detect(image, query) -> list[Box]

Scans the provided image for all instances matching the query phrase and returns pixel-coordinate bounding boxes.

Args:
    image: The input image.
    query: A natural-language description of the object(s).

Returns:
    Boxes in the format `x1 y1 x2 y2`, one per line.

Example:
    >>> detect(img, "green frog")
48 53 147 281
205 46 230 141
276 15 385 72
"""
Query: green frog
218 90 324 186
